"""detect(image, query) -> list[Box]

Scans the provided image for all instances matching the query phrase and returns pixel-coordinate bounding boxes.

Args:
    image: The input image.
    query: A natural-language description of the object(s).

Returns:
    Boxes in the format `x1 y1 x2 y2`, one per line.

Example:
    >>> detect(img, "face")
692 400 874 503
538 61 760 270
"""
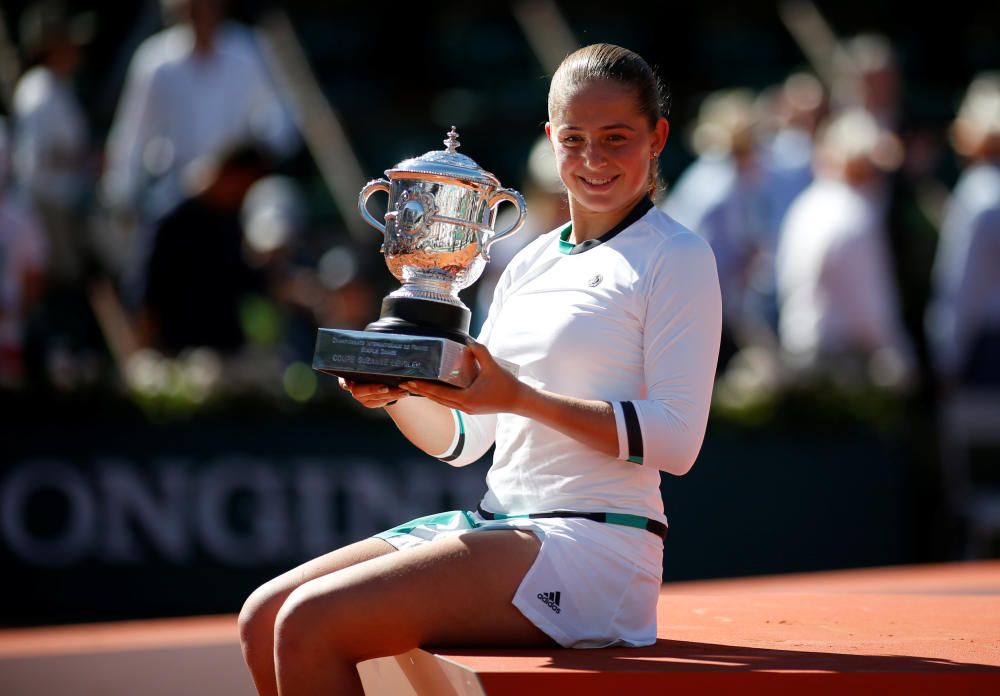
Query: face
173 0 224 28
546 79 668 216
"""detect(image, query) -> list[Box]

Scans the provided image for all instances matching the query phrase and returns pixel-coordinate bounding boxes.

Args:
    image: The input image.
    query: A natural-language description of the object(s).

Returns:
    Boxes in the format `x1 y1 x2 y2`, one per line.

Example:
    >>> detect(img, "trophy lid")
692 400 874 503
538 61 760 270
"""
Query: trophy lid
386 127 501 188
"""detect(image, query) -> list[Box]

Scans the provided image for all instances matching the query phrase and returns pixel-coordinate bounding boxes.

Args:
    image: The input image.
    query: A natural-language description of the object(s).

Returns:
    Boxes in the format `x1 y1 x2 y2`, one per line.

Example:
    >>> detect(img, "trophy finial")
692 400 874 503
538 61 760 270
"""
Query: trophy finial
444 126 460 154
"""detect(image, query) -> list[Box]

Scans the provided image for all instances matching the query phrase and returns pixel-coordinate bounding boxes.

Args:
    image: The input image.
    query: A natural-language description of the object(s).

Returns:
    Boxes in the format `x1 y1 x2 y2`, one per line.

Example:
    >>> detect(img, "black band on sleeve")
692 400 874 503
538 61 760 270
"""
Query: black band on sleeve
621 401 644 465
437 410 466 462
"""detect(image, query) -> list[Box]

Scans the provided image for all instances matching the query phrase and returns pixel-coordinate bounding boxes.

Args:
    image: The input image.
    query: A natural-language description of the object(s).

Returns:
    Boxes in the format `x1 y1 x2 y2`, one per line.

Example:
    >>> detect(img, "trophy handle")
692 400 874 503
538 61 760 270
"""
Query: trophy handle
358 179 391 233
482 188 527 261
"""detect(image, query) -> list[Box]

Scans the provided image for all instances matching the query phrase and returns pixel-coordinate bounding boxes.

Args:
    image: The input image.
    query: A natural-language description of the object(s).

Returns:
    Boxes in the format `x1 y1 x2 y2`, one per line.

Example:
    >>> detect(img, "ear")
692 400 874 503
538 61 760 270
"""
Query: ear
545 122 553 143
653 117 669 152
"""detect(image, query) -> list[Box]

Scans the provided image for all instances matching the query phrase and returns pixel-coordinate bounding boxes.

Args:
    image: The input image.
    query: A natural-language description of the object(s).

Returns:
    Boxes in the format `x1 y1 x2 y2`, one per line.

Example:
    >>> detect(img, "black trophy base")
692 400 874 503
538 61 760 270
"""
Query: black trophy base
365 296 472 344
312 297 476 387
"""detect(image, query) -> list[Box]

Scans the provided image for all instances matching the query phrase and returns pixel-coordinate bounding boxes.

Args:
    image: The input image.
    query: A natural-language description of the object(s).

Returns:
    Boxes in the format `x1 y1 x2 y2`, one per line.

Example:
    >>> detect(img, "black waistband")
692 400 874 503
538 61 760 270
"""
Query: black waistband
476 504 667 540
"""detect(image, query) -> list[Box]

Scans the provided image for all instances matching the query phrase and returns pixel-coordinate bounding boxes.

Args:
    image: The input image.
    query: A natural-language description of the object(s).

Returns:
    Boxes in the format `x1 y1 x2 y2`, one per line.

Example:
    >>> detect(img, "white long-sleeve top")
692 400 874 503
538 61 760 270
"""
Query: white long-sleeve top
434 202 721 526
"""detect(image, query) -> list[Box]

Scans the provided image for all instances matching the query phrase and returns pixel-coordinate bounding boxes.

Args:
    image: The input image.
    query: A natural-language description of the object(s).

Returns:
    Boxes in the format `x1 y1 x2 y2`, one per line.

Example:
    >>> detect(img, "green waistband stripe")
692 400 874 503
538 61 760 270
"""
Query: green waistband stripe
476 504 667 539
605 512 646 529
376 507 667 541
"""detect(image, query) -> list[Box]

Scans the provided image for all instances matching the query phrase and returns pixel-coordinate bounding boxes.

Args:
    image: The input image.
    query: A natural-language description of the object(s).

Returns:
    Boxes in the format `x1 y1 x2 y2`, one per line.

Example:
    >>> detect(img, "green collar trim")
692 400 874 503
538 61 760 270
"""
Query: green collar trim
558 223 574 255
554 197 653 256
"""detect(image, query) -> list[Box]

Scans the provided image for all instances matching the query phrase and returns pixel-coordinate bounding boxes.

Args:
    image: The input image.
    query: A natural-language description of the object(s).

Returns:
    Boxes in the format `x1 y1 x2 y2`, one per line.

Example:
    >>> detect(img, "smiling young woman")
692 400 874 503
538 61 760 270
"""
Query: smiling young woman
545 46 669 241
239 44 721 696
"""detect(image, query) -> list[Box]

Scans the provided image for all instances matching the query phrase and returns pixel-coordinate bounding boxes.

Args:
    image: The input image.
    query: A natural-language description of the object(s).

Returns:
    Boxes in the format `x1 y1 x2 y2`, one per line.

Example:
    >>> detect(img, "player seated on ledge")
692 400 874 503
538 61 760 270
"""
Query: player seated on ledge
239 43 721 696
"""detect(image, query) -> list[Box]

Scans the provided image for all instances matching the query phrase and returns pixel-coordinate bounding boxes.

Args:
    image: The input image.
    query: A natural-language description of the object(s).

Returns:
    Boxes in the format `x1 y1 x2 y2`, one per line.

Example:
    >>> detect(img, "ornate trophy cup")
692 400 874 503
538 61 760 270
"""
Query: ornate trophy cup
312 127 527 387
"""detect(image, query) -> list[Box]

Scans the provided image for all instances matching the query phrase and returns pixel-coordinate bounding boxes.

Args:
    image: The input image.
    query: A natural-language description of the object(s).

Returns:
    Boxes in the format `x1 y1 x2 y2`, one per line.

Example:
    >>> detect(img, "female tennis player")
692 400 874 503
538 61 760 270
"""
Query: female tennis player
239 43 721 696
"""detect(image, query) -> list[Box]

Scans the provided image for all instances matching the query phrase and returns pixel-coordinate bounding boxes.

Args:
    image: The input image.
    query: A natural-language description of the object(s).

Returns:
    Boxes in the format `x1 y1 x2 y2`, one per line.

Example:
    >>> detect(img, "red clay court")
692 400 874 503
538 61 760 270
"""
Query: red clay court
2 560 998 695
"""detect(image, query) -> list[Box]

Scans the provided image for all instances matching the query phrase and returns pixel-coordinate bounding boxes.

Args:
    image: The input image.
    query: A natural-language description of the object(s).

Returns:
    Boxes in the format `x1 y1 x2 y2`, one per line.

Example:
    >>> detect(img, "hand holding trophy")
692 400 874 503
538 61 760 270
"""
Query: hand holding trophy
313 127 526 387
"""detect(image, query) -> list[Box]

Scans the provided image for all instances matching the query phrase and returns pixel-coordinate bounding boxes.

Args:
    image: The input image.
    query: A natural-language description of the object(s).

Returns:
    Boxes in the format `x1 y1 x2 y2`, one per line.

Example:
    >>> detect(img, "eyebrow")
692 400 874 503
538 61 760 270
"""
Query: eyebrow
558 123 638 132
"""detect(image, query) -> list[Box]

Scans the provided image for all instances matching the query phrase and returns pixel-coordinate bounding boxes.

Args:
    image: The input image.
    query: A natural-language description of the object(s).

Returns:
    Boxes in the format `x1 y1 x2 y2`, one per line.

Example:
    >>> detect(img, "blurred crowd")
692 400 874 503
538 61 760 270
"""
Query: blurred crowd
0 0 998 417
662 35 999 408
0 0 384 405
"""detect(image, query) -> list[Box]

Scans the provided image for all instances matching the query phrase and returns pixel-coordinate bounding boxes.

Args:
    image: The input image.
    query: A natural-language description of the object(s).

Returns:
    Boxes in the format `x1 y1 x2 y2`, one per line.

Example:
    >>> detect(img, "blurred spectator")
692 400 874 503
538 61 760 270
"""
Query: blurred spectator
11 0 93 290
832 34 901 131
101 0 297 299
834 33 943 382
137 142 271 356
0 118 47 387
926 73 1000 389
662 89 774 366
776 109 915 390
471 133 568 334
761 72 827 233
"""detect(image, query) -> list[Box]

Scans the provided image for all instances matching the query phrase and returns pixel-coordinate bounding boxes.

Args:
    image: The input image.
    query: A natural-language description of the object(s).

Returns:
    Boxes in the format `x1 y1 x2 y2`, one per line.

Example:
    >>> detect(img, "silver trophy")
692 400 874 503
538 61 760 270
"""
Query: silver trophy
313 127 527 387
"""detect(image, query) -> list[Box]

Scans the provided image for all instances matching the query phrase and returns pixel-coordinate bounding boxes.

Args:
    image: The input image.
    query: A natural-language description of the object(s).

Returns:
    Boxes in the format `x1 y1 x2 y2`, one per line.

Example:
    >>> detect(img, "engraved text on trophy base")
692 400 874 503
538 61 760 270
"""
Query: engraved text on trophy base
313 328 476 387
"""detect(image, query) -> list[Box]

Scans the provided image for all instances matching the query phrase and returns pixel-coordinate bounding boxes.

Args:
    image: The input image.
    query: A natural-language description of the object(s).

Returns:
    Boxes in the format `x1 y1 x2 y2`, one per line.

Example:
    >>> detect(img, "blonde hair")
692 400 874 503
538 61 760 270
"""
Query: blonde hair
957 72 1000 139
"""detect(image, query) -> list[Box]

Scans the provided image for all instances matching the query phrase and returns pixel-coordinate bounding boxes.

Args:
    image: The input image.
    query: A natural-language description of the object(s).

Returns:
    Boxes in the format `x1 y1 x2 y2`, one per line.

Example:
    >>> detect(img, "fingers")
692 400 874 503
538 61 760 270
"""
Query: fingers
340 378 409 408
465 340 494 366
401 380 463 408
400 380 448 399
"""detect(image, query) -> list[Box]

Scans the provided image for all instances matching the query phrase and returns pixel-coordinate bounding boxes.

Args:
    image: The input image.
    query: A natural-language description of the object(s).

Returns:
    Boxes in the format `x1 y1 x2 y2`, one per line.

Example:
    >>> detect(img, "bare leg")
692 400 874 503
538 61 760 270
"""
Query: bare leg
239 537 396 696
273 530 552 696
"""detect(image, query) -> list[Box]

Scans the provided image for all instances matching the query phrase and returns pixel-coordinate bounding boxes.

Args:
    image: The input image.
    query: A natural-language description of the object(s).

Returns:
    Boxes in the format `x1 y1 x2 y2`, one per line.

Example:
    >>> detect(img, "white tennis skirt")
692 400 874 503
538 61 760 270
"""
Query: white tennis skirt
374 509 664 648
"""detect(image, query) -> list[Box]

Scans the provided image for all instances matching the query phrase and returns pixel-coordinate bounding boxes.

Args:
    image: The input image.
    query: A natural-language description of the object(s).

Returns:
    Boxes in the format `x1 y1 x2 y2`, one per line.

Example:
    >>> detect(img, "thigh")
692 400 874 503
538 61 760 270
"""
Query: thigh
278 529 555 661
247 537 396 609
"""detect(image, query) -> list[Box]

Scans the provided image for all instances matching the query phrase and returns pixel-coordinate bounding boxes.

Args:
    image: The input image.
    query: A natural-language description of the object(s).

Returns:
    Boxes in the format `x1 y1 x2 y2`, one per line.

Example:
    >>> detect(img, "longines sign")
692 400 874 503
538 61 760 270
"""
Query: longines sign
1 454 487 568
0 406 909 625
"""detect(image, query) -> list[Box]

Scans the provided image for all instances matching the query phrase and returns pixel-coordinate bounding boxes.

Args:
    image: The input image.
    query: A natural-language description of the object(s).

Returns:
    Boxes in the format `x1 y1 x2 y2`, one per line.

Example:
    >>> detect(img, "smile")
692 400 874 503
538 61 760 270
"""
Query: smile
580 175 618 186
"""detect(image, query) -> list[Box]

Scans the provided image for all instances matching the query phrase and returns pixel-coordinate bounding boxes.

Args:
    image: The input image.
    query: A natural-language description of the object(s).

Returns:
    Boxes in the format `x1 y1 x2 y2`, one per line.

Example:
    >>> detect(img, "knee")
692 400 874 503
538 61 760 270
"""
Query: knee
239 581 285 657
273 584 356 666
